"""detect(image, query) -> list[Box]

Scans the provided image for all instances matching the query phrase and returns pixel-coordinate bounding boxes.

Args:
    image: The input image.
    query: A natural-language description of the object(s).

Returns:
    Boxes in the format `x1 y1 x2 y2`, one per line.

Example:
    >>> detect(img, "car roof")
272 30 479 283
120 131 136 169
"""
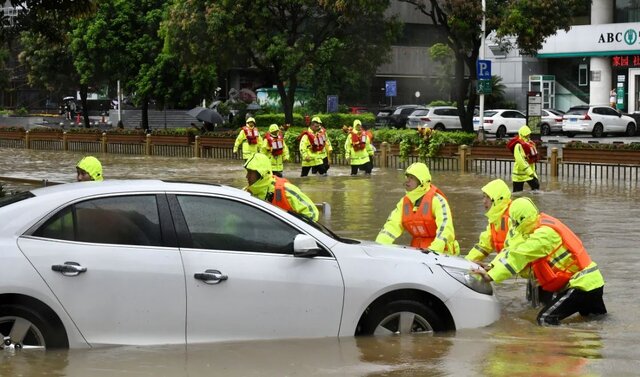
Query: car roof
28 180 241 199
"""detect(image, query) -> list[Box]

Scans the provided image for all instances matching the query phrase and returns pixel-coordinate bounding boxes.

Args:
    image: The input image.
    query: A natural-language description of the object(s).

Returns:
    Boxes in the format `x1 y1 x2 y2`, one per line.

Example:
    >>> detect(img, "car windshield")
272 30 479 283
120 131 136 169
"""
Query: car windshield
287 210 360 244
0 190 35 208
566 108 588 115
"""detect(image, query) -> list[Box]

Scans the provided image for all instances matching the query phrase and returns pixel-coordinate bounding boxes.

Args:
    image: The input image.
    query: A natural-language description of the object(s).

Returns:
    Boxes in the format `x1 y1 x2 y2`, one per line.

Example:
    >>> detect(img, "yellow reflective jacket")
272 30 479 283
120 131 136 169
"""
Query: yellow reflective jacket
344 130 373 165
233 126 262 160
298 128 324 167
246 174 319 221
488 224 604 291
260 137 289 172
512 141 537 182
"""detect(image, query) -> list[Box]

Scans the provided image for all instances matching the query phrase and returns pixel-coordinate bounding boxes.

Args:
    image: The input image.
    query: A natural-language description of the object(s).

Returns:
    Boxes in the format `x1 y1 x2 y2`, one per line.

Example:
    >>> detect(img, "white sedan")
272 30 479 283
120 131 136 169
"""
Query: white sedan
474 109 527 138
0 181 500 349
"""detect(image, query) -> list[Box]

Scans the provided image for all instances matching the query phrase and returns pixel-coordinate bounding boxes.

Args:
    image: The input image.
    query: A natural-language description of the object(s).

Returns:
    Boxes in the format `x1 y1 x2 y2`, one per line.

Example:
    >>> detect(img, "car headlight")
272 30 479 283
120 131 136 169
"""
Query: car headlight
440 265 493 295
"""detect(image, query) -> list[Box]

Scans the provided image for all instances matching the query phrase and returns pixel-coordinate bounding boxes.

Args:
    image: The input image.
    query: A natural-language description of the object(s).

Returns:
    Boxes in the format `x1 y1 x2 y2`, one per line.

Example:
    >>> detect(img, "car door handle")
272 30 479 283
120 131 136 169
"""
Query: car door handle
51 261 87 277
194 269 228 285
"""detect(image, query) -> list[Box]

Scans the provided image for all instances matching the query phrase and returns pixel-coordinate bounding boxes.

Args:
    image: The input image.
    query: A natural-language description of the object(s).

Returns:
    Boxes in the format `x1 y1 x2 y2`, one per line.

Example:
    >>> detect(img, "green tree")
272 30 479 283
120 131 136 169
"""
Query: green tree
69 0 168 129
164 0 400 125
485 75 506 108
398 0 591 132
429 43 455 102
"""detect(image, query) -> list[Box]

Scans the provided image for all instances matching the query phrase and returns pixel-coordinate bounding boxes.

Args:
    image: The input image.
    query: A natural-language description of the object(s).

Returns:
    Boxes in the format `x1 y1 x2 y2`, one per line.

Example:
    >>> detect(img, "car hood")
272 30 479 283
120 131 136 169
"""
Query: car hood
357 240 476 270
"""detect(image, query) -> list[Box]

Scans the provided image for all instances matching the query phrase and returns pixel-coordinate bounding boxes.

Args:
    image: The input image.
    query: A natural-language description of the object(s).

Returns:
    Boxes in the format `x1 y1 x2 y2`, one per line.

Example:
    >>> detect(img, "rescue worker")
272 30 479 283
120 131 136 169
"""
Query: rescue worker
311 117 333 174
233 117 261 161
298 117 327 177
261 123 289 177
473 197 607 325
244 153 319 221
508 125 539 192
465 178 512 263
344 119 374 175
76 155 103 182
375 162 460 255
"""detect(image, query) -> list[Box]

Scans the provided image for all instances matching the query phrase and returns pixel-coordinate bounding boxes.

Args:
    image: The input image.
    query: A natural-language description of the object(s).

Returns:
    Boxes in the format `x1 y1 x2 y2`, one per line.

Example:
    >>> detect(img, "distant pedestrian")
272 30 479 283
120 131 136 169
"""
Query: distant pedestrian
76 156 103 182
507 125 539 192
233 117 261 162
344 119 373 175
261 123 289 177
298 117 328 177
610 89 616 108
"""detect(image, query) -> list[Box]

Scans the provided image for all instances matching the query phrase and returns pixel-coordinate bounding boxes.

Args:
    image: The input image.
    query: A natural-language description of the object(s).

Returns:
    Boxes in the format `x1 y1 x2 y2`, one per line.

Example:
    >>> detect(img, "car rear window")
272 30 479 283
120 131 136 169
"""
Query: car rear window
0 191 34 208
483 111 498 117
566 108 588 115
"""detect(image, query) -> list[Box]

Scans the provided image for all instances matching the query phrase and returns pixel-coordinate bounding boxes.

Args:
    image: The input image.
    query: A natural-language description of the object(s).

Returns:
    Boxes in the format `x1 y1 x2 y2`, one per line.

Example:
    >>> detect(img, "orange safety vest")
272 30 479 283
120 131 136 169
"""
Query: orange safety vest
302 131 326 152
507 136 539 163
490 207 510 252
242 126 260 145
265 132 285 156
531 214 592 292
350 131 367 151
270 176 293 212
401 184 447 249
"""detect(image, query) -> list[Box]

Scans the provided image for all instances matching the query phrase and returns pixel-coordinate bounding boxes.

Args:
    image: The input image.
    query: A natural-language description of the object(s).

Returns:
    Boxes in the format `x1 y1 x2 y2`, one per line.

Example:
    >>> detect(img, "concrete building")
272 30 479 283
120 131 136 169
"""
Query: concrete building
481 0 640 112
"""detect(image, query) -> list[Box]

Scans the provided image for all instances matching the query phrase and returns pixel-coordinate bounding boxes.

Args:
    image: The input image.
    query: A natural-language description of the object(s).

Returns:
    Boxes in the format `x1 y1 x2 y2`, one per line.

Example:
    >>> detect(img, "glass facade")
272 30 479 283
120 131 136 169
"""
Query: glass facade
616 0 640 22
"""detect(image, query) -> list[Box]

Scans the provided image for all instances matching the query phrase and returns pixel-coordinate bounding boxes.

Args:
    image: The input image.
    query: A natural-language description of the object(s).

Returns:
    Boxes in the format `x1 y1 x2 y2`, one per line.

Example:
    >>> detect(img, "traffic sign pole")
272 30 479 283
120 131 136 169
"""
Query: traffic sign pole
477 0 488 142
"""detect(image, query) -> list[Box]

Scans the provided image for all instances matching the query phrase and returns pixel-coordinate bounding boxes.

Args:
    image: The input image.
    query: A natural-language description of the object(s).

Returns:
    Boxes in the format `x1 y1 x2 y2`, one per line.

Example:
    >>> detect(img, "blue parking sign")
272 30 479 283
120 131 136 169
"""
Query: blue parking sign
385 80 397 97
477 60 492 80
326 95 339 113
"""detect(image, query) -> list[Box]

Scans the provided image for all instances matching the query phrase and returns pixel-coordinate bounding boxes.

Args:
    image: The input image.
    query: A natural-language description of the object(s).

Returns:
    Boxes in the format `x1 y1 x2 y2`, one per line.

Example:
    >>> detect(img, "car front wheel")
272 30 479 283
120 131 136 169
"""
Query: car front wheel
357 299 445 336
0 304 68 350
592 123 604 137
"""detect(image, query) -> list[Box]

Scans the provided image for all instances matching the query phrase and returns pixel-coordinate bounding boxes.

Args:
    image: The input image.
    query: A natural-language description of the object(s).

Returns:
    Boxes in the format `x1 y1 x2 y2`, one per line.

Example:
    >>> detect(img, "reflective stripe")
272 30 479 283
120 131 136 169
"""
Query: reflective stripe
284 187 316 216
422 201 430 215
275 189 283 202
538 289 575 325
573 265 599 280
498 257 517 275
379 229 397 240
474 244 491 256
434 194 448 241
550 250 570 266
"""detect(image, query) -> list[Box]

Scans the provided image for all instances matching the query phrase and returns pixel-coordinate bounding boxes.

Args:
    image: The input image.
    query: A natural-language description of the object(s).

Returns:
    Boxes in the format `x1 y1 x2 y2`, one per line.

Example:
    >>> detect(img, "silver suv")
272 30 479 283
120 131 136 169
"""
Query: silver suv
406 106 461 130
562 105 636 137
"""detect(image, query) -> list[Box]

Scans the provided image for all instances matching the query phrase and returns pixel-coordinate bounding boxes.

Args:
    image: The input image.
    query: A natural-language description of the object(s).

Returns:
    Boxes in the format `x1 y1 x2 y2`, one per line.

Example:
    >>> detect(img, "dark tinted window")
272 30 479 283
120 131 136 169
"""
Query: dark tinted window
177 196 300 254
34 195 162 246
599 107 619 116
0 191 34 208
566 108 588 116
410 109 429 117
484 111 498 117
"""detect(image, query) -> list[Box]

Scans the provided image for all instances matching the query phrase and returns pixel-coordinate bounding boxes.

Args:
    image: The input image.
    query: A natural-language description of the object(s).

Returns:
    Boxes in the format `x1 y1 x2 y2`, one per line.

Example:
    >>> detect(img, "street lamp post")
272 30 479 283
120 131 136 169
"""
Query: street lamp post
477 0 487 141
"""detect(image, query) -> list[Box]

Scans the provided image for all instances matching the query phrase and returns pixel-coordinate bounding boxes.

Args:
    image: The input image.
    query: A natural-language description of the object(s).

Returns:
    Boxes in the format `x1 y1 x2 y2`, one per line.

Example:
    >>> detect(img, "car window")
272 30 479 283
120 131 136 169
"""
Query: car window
600 107 618 116
445 108 459 116
514 112 525 118
433 109 446 115
483 111 497 117
410 110 429 117
33 195 162 246
176 195 300 254
401 108 417 115
566 108 588 115
501 111 513 118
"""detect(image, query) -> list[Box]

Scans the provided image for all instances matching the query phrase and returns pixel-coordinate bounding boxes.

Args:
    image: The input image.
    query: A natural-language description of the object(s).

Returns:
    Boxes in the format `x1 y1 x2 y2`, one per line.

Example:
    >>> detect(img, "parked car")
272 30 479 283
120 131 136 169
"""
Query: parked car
406 106 462 130
374 107 395 127
349 106 369 114
539 109 565 135
0 181 500 349
473 109 527 138
388 105 426 128
562 105 637 137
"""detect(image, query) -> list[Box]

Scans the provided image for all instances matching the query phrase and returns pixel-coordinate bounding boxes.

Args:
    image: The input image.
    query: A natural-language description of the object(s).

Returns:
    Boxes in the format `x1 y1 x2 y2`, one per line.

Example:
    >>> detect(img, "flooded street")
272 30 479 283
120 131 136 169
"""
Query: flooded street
1 148 640 376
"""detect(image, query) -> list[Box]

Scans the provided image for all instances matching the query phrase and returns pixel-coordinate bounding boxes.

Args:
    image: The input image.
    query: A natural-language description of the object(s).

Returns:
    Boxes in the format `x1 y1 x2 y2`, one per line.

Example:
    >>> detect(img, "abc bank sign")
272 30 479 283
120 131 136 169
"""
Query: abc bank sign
538 22 640 58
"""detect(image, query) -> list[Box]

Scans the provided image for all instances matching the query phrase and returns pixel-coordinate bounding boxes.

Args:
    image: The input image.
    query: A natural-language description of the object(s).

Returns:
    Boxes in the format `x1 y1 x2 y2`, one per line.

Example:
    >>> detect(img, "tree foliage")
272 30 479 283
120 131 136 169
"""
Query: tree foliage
163 0 400 124
399 0 591 131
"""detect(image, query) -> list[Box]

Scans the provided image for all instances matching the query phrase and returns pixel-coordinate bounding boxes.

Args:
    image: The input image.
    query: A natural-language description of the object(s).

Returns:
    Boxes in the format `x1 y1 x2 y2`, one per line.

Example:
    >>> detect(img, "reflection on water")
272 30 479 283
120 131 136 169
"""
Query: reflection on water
2 148 640 376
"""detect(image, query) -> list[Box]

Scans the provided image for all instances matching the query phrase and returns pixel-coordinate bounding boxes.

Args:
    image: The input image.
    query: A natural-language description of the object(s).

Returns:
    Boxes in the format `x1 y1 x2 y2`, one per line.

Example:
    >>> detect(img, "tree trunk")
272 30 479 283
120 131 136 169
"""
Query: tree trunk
277 82 295 126
79 84 90 128
141 98 149 131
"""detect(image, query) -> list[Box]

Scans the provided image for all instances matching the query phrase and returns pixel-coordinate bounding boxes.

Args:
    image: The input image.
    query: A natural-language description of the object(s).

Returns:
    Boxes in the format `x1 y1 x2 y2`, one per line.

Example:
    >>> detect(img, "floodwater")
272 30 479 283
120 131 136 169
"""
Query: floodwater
1 148 639 376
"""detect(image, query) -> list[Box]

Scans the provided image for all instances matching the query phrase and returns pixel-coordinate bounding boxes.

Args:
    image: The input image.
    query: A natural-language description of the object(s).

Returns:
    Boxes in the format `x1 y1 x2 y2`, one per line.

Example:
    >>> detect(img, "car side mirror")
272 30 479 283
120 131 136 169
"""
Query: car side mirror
293 234 323 258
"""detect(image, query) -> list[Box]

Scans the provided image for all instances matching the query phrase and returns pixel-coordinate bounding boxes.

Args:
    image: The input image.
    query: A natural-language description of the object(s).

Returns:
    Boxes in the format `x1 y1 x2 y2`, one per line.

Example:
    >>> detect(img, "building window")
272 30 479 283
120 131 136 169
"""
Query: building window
616 0 640 22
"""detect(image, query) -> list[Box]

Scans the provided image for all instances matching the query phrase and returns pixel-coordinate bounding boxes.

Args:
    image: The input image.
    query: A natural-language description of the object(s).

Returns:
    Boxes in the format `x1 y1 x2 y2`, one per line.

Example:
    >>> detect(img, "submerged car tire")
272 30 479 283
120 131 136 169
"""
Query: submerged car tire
626 123 636 137
496 125 507 139
592 123 604 138
0 304 68 349
358 299 445 336
540 123 551 136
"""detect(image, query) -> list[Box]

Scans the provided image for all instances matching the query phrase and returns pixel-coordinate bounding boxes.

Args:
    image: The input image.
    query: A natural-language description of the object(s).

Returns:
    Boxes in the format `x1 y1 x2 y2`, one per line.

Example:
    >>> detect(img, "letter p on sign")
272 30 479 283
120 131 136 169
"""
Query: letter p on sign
477 60 491 80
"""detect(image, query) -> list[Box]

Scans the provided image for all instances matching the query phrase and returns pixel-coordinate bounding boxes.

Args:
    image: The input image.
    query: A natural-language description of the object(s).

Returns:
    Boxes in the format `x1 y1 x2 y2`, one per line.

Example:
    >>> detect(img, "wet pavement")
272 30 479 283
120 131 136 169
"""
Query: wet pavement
1 148 640 376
